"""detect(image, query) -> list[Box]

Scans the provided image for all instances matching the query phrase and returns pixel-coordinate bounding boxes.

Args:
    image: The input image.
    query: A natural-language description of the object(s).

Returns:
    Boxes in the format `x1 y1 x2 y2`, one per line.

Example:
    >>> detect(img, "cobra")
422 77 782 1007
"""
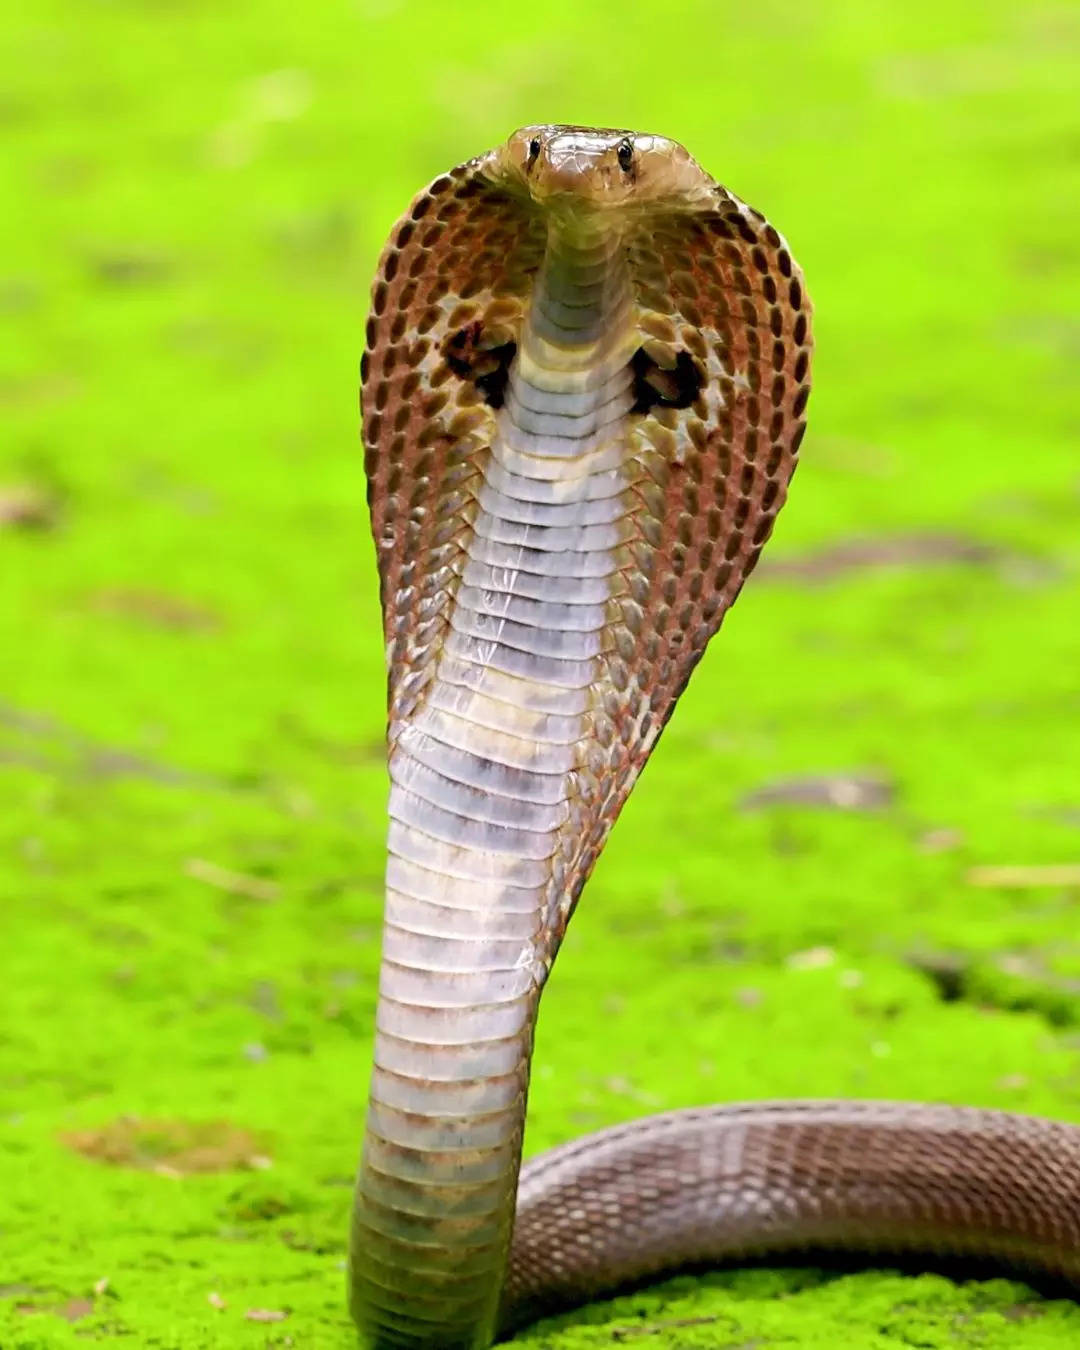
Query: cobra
350 125 1080 1348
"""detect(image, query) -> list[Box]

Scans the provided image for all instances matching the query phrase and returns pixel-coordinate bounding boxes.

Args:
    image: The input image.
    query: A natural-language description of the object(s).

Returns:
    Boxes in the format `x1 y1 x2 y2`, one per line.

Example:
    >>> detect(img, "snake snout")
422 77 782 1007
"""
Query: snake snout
524 128 637 206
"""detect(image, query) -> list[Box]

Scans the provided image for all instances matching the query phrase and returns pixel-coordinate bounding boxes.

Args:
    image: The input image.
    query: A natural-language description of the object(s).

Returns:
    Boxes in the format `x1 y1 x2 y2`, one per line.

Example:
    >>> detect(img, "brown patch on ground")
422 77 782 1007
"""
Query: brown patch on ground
0 699 230 788
757 532 1007 583
61 1117 271 1174
87 587 221 631
610 1317 743 1342
12 1295 97 1321
1001 1302 1046 1322
0 483 60 530
740 772 895 811
918 827 965 853
967 862 1080 888
185 857 281 902
58 1297 95 1321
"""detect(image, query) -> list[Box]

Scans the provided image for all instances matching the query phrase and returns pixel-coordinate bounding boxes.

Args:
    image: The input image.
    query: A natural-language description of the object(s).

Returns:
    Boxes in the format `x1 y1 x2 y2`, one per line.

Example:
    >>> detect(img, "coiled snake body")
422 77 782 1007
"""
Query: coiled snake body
350 126 1080 1348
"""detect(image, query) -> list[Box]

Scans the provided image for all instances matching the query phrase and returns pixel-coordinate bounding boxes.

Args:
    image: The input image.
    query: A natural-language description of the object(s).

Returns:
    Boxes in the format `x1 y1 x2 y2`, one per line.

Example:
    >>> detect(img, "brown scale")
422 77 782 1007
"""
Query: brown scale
362 163 546 733
362 146 811 951
355 134 1080 1350
538 197 811 934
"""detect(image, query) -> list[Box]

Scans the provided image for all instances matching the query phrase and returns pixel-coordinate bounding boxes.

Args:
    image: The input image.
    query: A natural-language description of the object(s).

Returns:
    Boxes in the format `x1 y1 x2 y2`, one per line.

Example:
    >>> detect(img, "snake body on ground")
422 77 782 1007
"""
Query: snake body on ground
349 126 1080 1348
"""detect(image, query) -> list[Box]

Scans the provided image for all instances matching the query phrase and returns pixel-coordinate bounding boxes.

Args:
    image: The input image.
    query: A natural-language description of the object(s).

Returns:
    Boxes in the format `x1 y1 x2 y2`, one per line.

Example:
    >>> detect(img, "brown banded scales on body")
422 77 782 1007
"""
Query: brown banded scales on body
350 126 1080 1350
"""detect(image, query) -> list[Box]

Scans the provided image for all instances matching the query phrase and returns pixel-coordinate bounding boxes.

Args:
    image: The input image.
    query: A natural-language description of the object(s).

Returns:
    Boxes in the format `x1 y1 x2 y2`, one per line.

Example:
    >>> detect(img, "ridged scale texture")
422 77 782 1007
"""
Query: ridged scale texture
504 1101 1080 1332
353 128 1080 1350
354 215 644 1348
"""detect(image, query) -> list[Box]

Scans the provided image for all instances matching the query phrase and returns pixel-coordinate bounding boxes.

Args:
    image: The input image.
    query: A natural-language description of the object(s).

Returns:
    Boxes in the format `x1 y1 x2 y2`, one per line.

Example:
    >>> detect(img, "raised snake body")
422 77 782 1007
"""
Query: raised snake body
350 126 1080 1348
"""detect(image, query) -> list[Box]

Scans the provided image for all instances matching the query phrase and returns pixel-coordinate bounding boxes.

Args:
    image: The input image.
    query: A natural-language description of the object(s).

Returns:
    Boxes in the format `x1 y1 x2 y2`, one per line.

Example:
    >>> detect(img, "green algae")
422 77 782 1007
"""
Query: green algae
2 0 1079 1346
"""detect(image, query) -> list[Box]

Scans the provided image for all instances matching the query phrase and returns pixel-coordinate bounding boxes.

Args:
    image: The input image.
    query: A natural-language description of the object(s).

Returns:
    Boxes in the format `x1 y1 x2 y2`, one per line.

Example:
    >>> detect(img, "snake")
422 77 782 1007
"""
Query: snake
349 125 1080 1348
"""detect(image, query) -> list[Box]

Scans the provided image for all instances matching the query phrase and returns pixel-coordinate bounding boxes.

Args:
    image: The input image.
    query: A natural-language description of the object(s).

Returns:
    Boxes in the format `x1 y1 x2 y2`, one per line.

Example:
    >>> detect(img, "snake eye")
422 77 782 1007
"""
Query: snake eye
527 137 541 169
616 138 634 173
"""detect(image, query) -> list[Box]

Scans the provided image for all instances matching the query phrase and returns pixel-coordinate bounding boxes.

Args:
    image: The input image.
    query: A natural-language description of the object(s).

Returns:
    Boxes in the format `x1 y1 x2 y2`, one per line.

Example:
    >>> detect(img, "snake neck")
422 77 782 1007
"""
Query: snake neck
350 216 637 1349
527 214 632 356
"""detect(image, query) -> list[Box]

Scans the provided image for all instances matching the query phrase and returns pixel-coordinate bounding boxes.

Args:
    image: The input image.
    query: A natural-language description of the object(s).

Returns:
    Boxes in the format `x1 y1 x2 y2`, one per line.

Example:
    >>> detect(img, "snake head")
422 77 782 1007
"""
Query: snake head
495 124 713 212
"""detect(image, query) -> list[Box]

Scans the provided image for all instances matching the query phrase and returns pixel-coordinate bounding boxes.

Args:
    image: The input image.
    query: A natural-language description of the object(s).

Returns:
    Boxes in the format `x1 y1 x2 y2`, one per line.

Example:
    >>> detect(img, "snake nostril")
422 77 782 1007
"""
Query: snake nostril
527 137 541 171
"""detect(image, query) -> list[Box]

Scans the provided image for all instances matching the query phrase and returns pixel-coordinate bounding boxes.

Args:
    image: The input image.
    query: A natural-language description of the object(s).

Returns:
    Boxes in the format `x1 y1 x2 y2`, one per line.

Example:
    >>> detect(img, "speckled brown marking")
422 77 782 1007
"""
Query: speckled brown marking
362 167 546 736
353 125 818 1350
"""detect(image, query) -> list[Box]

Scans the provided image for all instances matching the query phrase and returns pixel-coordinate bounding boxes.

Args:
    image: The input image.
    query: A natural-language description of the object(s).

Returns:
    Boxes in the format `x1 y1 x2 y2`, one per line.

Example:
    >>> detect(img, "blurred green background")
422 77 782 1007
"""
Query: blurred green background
2 1 1079 1346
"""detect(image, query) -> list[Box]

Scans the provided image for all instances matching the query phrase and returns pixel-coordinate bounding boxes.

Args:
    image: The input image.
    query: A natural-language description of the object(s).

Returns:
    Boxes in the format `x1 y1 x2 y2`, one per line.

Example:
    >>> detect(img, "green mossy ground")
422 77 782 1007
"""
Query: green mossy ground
2 1 1079 1345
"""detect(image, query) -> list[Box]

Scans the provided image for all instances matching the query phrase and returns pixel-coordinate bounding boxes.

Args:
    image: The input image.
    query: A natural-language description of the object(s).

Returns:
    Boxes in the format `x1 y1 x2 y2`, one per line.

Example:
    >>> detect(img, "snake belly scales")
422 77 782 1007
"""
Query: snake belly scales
349 126 1080 1348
